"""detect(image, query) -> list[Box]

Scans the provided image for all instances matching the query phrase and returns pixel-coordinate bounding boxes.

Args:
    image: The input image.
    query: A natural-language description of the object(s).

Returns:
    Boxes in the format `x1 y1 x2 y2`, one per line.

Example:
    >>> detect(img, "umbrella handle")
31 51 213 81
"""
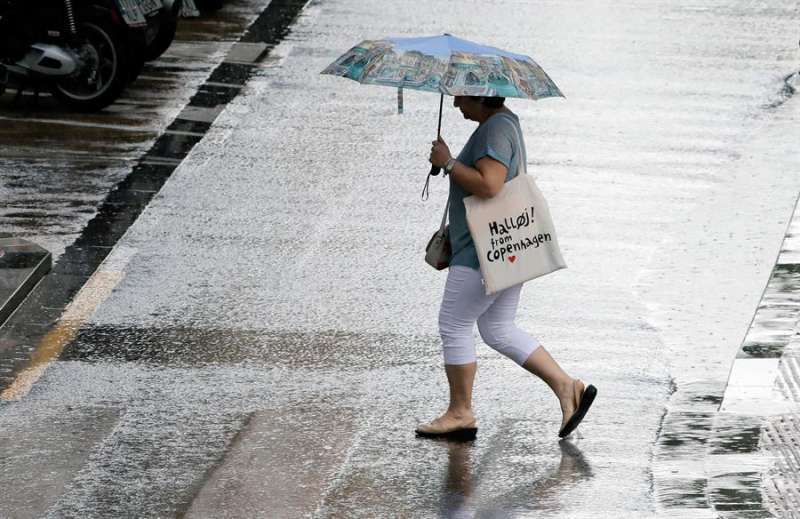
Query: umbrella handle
429 93 444 176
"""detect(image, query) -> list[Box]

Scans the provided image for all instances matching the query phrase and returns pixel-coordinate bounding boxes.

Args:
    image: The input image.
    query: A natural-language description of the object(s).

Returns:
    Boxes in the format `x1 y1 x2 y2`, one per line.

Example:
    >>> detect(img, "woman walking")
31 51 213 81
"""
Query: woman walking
416 95 596 440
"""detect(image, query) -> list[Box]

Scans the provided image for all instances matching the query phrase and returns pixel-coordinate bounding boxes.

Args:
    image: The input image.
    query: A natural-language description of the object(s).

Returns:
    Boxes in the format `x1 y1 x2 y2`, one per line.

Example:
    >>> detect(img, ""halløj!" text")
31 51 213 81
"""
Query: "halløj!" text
486 206 552 263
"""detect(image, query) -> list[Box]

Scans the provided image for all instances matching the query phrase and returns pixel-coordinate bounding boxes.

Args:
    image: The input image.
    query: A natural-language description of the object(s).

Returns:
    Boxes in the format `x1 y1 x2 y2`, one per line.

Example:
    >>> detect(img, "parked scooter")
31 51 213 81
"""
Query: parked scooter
142 0 182 61
0 0 147 111
127 0 196 83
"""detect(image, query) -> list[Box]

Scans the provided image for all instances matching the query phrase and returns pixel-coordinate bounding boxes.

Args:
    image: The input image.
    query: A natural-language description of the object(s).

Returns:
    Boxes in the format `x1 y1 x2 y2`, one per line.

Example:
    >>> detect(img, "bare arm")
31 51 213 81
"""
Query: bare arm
448 157 507 199
430 137 508 199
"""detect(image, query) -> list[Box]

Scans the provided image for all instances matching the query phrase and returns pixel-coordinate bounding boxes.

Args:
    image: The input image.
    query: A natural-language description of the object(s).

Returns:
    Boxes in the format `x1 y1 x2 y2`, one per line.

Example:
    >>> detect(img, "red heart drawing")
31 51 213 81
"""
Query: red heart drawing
508 256 517 263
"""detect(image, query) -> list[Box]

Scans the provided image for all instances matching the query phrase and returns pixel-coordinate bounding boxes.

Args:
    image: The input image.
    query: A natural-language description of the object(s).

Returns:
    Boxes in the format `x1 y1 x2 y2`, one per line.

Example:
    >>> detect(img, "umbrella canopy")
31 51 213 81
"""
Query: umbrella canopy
321 34 564 100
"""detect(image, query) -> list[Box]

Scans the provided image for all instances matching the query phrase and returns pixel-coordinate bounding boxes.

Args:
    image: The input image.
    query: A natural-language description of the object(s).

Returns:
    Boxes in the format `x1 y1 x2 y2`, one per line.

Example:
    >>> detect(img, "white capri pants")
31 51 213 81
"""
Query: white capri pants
439 265 541 365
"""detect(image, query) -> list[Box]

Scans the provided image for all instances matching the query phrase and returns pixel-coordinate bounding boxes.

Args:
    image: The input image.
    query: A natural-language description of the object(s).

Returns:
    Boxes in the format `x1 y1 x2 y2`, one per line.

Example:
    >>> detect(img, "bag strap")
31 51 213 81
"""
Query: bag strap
494 113 527 177
432 113 519 232
438 195 450 233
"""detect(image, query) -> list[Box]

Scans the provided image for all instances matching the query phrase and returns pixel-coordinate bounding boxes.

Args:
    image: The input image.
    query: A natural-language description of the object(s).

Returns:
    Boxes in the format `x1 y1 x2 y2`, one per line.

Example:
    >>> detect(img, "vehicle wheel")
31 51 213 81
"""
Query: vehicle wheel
51 19 129 112
128 48 146 83
144 3 180 61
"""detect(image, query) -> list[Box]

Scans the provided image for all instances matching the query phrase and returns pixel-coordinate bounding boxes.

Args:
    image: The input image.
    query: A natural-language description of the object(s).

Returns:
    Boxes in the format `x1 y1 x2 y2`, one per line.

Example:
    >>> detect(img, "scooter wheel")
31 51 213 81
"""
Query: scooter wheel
144 9 179 62
51 19 129 112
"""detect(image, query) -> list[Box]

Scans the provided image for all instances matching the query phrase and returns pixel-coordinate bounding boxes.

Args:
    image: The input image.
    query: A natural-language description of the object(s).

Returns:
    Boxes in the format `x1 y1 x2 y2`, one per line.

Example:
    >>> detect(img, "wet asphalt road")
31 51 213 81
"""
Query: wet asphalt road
2 0 800 517
0 0 272 260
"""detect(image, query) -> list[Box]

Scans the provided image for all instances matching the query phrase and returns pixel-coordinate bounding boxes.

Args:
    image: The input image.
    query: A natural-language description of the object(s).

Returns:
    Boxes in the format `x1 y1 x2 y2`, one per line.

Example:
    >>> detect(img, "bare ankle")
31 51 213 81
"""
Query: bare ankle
556 378 575 401
446 407 474 420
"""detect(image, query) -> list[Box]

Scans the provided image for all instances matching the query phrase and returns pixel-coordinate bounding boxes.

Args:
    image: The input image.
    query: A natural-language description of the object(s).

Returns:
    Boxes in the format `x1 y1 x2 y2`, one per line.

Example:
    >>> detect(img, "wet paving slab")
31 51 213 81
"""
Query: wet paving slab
0 402 123 518
653 380 776 518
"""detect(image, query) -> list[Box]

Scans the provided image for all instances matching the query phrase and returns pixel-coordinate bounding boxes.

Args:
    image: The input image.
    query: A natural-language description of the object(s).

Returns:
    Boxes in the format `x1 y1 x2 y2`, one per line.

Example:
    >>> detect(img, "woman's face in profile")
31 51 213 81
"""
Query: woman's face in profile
453 96 483 122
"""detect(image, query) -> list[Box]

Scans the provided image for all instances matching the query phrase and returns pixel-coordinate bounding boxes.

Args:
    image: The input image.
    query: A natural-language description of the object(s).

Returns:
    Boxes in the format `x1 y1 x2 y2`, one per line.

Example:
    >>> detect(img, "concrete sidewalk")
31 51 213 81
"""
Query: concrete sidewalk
720 193 800 518
1 0 799 517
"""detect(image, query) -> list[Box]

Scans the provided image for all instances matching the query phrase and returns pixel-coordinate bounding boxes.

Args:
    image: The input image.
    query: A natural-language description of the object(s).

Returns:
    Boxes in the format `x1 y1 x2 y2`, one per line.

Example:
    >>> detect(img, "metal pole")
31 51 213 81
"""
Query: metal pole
429 93 444 176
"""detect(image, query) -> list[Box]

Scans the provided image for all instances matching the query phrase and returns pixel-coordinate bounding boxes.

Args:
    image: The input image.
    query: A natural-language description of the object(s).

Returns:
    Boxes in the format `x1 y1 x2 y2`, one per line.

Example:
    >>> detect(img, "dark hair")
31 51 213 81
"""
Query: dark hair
481 96 506 108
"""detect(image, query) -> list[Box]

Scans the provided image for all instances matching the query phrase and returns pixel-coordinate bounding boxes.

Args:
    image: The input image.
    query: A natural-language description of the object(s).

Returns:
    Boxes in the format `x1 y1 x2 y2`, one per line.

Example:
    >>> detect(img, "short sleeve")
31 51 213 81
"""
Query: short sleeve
471 118 515 169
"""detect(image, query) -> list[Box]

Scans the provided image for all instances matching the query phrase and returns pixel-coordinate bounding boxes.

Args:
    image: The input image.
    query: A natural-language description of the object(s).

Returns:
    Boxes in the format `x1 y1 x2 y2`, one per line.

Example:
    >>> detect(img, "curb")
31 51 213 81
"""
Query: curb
721 192 800 518
0 238 51 328
654 193 800 519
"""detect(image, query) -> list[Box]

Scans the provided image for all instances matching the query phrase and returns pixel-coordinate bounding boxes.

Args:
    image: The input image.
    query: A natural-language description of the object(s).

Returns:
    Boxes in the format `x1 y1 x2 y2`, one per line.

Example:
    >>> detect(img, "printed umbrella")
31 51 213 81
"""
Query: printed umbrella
320 34 564 175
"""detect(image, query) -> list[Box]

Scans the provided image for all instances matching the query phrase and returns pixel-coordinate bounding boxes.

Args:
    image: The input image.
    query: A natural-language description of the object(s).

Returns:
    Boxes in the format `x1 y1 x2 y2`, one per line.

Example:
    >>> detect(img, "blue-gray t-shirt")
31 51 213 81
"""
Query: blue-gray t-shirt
449 111 524 269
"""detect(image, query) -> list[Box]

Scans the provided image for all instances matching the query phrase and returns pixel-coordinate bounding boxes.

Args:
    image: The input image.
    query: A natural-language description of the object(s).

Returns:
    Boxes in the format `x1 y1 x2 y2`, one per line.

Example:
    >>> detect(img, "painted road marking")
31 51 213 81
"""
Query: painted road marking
202 82 243 89
164 129 206 138
140 156 183 166
0 115 154 134
178 105 225 124
224 42 268 64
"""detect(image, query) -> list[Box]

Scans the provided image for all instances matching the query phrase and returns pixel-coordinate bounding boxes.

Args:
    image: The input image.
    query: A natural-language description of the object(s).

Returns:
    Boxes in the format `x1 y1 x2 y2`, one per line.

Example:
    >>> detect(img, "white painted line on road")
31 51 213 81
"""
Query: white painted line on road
1 88 53 97
202 81 243 89
164 129 206 137
0 115 154 134
133 75 176 82
177 105 224 124
225 42 268 64
140 156 183 166
0 246 136 401
258 44 293 69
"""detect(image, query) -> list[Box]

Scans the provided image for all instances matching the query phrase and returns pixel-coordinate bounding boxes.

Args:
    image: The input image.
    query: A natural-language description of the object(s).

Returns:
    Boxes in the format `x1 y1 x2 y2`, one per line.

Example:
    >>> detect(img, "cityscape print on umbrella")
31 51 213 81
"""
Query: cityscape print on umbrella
321 36 564 100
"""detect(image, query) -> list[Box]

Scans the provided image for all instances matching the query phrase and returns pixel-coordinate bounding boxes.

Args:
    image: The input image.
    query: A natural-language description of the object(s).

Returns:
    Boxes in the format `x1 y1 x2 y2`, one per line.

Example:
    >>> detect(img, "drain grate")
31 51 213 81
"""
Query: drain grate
777 352 800 402
762 415 800 516
764 477 800 519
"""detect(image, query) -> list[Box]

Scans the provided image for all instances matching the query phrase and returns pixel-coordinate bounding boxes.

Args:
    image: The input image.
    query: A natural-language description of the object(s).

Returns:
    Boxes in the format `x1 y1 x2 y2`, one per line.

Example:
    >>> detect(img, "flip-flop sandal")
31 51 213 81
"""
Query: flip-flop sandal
415 427 478 441
558 384 597 438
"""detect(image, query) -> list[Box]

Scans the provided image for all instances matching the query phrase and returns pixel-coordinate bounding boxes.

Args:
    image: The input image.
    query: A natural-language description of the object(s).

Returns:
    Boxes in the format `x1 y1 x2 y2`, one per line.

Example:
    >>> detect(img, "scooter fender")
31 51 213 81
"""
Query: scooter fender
75 3 148 57
76 2 146 29
17 44 79 77
75 3 116 24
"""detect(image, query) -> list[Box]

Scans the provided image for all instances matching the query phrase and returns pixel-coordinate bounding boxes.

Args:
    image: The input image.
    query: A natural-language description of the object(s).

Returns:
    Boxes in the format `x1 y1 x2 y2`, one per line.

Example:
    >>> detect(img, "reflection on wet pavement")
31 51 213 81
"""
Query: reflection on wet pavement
653 380 777 517
709 415 762 455
437 439 593 518
739 264 800 360
61 324 439 367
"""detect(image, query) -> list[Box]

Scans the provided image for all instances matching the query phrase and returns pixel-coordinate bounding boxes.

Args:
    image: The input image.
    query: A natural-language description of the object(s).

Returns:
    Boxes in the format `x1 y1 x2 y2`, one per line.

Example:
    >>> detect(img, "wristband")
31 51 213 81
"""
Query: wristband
445 158 457 175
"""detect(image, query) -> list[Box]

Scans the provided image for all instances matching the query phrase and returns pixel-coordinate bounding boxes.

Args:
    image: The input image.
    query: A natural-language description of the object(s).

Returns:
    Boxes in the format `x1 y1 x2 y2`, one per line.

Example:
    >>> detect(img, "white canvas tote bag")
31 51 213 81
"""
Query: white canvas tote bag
464 115 566 294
